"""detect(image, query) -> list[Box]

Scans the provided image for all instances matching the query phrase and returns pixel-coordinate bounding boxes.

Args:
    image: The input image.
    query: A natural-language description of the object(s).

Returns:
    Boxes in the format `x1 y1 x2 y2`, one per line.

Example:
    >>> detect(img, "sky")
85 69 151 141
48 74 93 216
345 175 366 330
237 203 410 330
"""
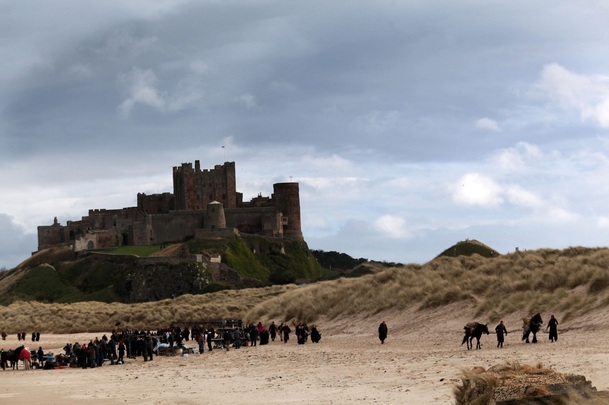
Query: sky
2 0 609 269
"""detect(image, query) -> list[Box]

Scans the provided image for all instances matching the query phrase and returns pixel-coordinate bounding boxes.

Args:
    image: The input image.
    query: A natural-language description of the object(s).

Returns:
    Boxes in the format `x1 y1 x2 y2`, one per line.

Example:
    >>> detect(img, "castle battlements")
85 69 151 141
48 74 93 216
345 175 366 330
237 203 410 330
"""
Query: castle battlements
37 161 302 252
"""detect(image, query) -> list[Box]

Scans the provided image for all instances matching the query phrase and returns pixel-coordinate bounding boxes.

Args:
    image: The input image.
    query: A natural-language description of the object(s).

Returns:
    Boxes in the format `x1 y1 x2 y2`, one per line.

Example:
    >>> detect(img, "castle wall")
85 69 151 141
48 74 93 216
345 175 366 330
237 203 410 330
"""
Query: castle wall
148 211 206 244
132 221 150 246
87 207 144 228
137 192 174 214
74 230 117 251
37 223 70 250
225 206 283 238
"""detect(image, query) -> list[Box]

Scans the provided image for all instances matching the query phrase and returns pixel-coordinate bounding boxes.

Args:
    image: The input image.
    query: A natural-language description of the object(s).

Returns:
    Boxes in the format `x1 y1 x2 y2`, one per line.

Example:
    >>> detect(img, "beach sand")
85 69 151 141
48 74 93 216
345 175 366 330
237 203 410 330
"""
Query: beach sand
1 307 608 404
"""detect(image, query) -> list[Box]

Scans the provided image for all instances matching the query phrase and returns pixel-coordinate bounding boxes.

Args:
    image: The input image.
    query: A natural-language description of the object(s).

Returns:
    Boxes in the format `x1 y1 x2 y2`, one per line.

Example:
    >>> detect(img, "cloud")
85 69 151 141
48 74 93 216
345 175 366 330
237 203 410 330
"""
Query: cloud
119 68 166 117
373 215 410 239
535 63 609 128
505 185 542 208
491 142 545 172
300 154 355 175
118 67 203 117
351 110 401 135
539 207 579 224
0 213 37 269
475 118 500 132
452 173 504 208
235 93 261 110
597 217 609 229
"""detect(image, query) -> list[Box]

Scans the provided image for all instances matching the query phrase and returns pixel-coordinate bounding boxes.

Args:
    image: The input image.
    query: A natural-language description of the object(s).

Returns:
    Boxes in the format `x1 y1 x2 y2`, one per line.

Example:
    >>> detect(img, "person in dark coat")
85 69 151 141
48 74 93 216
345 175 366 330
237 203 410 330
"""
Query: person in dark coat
495 321 508 348
117 340 125 364
547 315 559 342
268 321 277 342
281 324 291 343
223 329 231 351
310 325 321 343
207 328 214 352
249 324 259 347
144 336 154 361
296 323 306 344
37 347 44 366
378 321 388 344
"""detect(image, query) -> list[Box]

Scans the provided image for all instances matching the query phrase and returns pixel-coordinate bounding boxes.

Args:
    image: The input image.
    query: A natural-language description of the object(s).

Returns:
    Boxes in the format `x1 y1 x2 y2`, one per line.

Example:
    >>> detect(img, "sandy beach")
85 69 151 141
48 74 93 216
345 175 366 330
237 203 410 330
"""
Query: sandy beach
1 308 608 404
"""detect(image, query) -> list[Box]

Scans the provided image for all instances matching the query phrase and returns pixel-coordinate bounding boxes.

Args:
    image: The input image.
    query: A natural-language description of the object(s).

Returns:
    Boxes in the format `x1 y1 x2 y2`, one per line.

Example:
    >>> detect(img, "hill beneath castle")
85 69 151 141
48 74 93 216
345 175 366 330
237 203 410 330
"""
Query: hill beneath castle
0 238 533 306
0 235 323 305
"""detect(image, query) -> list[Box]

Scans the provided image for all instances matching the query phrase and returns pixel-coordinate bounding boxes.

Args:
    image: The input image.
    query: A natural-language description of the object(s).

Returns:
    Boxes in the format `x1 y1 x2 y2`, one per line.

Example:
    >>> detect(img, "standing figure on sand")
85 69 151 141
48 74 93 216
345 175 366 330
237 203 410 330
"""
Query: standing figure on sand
281 323 291 343
378 321 388 344
495 321 508 348
547 315 559 342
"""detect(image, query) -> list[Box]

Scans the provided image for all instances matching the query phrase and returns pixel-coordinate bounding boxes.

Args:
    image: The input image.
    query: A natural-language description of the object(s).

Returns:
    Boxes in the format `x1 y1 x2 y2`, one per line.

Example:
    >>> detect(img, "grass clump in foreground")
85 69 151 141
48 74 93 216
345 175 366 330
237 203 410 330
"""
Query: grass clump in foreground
454 362 608 405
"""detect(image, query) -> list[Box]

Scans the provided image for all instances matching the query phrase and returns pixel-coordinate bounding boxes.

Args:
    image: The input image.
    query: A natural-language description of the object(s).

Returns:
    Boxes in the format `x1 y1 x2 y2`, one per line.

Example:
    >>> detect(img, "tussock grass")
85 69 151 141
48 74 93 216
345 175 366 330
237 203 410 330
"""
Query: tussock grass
2 246 609 333
0 285 294 334
245 247 609 325
455 361 607 405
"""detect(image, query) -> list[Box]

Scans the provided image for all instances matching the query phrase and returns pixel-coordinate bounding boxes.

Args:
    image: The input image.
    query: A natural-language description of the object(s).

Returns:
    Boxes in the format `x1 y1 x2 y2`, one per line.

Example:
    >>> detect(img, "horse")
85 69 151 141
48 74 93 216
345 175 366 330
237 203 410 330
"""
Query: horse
461 322 489 350
1 346 27 370
522 313 543 343
0 350 11 370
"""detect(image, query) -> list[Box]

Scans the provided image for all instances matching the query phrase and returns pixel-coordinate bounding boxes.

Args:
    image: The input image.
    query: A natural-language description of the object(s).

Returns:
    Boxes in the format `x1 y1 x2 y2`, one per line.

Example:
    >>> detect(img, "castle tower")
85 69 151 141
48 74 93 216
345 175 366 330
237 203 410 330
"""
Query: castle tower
173 161 237 210
272 182 303 240
206 201 226 230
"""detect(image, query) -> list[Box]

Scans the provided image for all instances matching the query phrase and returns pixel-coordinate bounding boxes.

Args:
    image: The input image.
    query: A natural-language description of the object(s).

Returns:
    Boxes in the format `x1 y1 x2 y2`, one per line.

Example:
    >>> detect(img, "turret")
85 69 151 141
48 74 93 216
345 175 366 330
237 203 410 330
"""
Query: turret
272 182 303 240
206 201 226 230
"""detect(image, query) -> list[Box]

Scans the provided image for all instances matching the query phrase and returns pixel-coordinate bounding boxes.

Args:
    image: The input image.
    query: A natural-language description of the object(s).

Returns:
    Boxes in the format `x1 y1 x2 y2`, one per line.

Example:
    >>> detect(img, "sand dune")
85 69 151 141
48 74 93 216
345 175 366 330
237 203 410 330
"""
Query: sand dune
1 305 608 404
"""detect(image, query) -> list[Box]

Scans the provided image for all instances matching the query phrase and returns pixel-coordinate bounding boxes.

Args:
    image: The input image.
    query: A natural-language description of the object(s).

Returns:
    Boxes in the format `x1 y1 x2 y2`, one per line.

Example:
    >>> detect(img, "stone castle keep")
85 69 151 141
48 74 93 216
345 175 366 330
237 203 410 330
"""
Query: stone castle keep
37 161 303 252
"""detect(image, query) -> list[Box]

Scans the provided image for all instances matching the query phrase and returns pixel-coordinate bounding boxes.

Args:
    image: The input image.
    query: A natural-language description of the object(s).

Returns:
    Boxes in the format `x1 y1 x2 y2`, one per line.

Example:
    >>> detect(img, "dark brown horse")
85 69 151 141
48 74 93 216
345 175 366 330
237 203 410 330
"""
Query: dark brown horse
462 322 489 350
522 313 543 343
1 345 26 370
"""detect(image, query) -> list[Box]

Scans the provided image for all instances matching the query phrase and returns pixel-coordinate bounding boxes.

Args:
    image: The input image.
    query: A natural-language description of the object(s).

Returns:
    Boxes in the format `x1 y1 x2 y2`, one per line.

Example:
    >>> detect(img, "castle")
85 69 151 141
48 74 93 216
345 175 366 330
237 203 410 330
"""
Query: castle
37 161 303 252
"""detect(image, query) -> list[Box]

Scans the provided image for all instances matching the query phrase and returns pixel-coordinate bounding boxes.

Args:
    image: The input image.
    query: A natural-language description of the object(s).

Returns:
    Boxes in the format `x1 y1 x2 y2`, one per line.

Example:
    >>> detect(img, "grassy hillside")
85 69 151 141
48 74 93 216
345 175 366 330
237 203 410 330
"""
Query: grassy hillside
0 236 322 304
1 246 609 333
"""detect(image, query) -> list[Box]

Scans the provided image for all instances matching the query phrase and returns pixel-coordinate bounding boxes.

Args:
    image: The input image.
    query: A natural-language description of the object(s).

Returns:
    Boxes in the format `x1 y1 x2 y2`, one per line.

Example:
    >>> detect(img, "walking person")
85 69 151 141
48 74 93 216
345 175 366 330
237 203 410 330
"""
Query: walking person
495 321 508 348
281 323 291 343
269 321 277 342
378 321 388 344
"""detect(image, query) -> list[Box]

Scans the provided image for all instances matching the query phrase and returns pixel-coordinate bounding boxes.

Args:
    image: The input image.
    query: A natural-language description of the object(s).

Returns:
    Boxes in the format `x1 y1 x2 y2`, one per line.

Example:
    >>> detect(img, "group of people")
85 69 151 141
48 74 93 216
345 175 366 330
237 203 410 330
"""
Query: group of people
375 314 559 349
3 332 41 342
216 321 322 350
494 314 559 348
2 320 324 370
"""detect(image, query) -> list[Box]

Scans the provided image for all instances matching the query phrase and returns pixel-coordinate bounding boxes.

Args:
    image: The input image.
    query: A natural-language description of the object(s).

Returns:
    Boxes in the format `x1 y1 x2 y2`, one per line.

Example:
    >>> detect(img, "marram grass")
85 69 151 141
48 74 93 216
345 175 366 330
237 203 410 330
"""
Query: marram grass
1 246 609 333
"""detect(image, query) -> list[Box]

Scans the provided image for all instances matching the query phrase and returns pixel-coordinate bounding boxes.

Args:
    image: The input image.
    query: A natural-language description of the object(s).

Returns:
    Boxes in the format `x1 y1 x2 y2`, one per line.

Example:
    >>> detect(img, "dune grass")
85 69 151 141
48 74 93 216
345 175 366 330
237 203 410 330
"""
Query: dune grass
1 246 609 334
